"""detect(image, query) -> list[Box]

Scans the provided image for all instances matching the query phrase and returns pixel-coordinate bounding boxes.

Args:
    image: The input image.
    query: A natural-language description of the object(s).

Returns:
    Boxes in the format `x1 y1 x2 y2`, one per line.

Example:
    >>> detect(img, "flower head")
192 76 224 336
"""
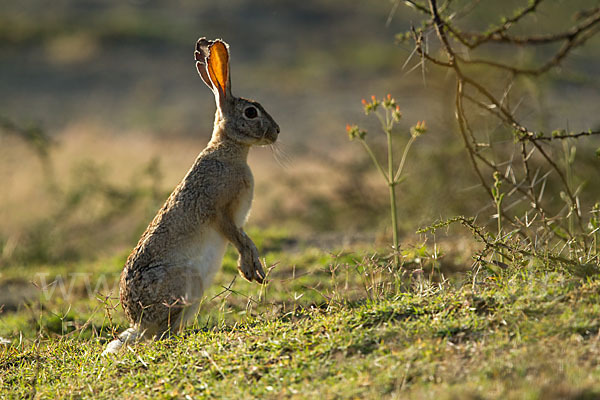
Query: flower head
346 124 366 141
362 96 380 115
382 94 397 110
392 105 402 121
410 120 427 137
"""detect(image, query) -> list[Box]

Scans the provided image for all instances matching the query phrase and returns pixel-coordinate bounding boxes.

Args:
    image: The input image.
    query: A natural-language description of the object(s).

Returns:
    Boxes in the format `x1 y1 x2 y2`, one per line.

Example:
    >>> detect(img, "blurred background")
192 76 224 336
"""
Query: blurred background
1 0 599 266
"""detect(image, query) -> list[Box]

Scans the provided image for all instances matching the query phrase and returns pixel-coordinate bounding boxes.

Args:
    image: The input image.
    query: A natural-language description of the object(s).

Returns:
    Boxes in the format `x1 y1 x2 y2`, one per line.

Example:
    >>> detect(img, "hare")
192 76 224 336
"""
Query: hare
103 38 279 355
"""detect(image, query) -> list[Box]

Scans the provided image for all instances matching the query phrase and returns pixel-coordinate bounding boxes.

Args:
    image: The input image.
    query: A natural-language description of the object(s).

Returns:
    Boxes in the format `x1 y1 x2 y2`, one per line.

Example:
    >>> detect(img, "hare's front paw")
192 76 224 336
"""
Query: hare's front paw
238 245 265 283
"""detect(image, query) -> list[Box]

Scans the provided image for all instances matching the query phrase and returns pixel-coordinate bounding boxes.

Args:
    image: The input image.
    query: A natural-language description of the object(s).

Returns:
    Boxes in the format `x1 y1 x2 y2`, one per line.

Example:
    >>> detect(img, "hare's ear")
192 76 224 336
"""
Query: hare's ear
195 38 213 90
206 41 231 100
195 38 232 107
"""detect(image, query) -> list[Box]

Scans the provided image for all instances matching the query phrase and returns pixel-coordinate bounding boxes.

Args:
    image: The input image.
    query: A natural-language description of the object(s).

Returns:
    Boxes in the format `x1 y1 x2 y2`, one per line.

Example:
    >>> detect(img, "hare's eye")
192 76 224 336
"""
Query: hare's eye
244 106 258 119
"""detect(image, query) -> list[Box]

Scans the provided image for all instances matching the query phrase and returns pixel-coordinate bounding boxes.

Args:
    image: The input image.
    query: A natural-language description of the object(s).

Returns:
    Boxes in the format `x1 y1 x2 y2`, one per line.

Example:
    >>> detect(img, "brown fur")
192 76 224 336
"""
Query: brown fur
104 38 279 354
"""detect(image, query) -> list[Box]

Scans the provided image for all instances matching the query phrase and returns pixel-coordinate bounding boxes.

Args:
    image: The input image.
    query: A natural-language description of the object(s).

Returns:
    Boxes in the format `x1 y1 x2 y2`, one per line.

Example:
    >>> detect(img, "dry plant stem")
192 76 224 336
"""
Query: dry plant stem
460 91 581 240
463 73 586 216
459 6 600 49
417 0 597 248
460 86 558 239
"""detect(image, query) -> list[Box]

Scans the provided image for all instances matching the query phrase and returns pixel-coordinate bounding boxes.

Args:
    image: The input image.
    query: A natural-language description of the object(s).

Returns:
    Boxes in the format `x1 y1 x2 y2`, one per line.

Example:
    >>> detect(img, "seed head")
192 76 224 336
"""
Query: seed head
410 120 427 137
392 105 402 122
363 96 380 114
383 94 397 109
346 124 366 141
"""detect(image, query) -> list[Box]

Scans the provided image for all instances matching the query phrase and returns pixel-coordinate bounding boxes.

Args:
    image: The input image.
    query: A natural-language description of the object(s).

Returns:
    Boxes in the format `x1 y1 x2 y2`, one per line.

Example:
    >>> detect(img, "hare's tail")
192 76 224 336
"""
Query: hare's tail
102 327 141 356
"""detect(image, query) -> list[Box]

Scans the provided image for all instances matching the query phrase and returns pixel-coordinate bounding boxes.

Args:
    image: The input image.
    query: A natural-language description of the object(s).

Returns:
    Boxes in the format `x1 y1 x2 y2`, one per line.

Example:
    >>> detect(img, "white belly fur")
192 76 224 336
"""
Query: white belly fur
188 228 228 289
181 187 253 293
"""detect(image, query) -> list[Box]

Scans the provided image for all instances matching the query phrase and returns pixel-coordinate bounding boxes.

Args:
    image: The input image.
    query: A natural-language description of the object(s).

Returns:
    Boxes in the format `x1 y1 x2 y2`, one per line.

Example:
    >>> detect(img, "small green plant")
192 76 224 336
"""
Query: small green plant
346 94 426 268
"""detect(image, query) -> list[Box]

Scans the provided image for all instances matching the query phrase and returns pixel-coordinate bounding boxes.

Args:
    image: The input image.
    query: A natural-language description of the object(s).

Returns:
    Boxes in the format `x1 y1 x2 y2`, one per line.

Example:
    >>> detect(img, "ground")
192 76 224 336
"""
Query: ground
1 230 599 399
1 1 600 398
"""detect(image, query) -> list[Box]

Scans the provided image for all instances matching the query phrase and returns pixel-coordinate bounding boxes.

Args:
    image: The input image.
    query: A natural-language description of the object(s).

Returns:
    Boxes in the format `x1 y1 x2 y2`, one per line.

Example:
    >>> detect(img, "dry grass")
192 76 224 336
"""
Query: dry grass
0 121 394 264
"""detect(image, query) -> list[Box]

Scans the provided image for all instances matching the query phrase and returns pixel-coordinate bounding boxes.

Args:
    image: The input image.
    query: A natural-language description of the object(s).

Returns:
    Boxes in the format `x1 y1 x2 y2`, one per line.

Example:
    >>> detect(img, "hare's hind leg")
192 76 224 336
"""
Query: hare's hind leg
131 265 204 336
155 265 204 334
102 327 142 355
115 264 205 354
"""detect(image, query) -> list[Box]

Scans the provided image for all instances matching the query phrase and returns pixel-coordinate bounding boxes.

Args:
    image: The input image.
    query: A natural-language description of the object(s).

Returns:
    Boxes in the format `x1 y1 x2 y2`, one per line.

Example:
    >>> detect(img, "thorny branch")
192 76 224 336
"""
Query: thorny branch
408 0 600 251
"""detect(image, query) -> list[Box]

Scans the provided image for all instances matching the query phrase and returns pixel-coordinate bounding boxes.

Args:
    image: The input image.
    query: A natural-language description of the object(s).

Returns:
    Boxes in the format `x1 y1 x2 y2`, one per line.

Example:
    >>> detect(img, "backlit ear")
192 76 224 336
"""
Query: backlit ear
195 38 214 91
206 41 231 102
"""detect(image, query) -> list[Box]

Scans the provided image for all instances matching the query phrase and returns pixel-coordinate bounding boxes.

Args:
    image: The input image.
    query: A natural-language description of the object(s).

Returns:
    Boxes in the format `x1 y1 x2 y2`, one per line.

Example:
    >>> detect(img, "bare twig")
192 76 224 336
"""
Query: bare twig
406 0 598 248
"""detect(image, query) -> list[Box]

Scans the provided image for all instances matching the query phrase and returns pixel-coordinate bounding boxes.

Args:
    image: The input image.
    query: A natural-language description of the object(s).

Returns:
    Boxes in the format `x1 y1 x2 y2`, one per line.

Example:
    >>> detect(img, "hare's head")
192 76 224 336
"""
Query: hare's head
195 38 279 146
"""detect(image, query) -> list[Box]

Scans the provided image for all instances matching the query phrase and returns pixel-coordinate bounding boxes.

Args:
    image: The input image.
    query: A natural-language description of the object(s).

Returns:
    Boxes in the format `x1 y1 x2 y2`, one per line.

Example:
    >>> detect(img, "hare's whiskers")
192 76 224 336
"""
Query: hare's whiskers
270 142 292 169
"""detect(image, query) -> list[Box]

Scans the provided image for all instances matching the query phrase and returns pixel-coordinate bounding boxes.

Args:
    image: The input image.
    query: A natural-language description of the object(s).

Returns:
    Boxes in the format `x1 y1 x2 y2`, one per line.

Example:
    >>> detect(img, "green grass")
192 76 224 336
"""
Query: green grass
1 230 600 399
